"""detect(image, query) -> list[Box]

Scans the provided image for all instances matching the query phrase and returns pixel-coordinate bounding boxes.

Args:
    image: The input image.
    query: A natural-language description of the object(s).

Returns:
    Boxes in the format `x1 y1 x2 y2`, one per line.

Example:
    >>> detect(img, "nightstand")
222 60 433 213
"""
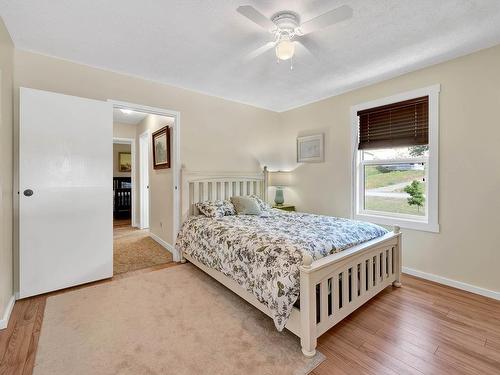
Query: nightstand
272 204 296 212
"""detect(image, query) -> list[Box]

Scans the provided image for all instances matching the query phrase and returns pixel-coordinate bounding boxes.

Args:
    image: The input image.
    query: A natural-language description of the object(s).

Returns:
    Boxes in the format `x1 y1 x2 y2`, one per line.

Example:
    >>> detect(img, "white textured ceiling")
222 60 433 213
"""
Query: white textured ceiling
113 109 148 125
1 0 500 112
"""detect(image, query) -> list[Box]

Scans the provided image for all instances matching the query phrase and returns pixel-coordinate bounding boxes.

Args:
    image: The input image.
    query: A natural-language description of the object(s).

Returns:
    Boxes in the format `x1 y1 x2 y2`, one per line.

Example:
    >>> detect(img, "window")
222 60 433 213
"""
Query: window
351 86 439 232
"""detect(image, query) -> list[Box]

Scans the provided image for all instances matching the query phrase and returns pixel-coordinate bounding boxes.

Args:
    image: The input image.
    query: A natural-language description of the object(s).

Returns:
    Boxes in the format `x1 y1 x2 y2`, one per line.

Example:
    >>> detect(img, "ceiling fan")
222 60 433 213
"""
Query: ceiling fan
237 4 353 69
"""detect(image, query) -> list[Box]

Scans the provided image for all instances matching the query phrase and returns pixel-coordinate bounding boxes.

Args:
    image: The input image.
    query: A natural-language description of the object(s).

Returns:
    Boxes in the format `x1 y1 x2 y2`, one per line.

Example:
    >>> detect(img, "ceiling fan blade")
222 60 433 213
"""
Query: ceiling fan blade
237 5 276 31
244 41 275 61
298 4 353 35
294 38 317 60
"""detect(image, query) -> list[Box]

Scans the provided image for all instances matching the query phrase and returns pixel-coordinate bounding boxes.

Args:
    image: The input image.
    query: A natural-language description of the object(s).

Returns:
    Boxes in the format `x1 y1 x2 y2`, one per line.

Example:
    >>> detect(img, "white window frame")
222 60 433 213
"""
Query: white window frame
350 85 440 233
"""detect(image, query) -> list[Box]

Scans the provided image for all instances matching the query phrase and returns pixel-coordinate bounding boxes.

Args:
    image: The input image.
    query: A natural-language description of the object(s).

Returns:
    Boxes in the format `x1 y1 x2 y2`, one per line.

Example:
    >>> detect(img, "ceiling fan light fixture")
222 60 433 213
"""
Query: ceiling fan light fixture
275 39 295 60
237 5 353 65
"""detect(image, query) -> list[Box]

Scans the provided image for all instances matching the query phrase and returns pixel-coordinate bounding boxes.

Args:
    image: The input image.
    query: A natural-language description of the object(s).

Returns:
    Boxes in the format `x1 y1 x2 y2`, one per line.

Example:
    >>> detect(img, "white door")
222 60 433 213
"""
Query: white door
139 131 150 229
19 88 113 298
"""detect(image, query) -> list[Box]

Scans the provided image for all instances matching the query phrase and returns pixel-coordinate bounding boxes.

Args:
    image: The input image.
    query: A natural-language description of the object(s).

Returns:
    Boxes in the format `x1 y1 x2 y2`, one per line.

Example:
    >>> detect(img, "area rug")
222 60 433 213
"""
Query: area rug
34 264 325 375
113 227 173 275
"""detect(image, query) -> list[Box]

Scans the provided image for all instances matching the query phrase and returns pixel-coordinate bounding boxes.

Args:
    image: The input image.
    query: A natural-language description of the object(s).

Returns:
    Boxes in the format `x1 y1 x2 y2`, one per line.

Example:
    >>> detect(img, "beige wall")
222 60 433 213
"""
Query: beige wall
3 32 499 314
137 115 174 244
0 19 14 323
113 122 136 140
113 116 175 245
12 49 282 258
280 45 500 293
13 50 282 172
113 143 131 178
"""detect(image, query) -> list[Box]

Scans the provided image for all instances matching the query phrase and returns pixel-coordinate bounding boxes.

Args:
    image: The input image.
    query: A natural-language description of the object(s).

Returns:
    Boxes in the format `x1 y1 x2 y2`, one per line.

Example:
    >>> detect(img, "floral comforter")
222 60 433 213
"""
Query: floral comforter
175 209 387 331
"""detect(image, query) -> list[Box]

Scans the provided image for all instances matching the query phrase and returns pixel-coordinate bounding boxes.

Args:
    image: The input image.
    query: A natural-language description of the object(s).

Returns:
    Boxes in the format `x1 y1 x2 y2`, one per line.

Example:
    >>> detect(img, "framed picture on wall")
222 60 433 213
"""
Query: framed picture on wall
297 134 324 163
152 126 170 169
118 152 132 172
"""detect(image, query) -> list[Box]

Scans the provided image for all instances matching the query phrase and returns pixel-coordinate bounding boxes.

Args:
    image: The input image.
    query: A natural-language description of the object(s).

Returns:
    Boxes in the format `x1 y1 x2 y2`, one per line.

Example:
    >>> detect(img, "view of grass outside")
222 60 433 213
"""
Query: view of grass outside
364 164 426 216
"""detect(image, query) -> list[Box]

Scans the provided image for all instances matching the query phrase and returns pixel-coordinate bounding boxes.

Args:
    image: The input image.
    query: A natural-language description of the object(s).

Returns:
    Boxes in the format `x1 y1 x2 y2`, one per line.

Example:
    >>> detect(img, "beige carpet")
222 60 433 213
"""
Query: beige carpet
34 264 324 375
113 226 173 275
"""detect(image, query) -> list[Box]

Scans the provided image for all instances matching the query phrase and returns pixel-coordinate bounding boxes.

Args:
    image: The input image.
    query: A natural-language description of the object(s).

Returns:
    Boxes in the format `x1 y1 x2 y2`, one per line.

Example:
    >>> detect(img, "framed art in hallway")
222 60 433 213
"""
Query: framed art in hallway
118 152 132 172
152 126 170 169
297 133 324 163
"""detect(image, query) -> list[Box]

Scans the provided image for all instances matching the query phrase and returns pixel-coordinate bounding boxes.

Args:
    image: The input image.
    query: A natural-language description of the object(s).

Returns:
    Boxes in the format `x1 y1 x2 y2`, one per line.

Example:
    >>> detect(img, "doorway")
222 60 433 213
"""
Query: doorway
17 88 181 298
111 101 181 275
112 137 135 228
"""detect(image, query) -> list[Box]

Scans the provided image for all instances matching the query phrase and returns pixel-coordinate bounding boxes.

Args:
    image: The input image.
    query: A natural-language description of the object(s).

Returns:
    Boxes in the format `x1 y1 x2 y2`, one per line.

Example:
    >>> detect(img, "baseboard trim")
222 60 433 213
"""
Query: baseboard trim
403 267 500 301
0 295 15 330
149 232 179 261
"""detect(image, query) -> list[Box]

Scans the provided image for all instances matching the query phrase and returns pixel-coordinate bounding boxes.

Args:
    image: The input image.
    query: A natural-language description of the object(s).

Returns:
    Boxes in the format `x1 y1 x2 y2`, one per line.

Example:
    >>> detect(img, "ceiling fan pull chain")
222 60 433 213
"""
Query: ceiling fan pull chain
290 56 294 71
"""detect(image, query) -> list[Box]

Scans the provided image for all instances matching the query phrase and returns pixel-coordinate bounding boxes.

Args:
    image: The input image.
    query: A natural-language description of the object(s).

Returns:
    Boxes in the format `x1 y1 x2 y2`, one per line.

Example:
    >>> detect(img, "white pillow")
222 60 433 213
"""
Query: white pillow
230 196 262 215
249 194 271 211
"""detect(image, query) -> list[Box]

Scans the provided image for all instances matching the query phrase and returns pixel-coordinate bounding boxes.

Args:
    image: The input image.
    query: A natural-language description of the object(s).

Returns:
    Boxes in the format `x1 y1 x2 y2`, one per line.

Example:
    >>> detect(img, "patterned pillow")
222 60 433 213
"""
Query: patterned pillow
249 194 271 212
222 200 237 216
195 200 235 218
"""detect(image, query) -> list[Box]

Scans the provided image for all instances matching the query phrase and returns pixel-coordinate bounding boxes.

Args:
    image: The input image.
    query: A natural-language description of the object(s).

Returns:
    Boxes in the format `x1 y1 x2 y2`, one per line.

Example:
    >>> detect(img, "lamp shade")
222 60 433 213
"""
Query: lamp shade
275 39 295 61
269 171 292 187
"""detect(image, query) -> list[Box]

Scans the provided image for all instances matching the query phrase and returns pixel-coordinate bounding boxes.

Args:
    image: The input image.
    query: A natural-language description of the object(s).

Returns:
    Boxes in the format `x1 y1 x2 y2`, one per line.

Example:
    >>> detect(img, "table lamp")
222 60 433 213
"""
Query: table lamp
269 171 292 206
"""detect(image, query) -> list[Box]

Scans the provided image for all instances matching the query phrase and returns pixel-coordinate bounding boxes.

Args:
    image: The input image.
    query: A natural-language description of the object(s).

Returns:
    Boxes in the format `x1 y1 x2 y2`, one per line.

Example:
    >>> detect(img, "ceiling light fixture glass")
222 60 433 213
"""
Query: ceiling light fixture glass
275 38 295 61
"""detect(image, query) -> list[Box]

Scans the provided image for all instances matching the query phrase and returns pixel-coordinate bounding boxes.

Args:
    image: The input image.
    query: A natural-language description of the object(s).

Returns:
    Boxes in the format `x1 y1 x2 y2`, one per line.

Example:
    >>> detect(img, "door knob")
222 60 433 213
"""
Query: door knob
23 189 34 197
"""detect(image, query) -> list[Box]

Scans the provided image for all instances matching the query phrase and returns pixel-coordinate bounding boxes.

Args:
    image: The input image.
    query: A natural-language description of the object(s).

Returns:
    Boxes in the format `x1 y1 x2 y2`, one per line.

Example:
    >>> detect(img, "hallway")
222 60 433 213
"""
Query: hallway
113 222 173 275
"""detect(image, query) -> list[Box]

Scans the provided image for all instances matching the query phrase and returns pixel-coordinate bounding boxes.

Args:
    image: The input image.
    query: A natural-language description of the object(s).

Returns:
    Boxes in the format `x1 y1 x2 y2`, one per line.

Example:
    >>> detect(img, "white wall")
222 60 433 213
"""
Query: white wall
279 45 500 294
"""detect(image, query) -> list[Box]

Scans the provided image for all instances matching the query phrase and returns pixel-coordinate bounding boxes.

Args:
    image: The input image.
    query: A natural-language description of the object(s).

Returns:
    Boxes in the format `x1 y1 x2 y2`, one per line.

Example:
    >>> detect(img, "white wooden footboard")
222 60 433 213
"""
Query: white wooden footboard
298 226 402 356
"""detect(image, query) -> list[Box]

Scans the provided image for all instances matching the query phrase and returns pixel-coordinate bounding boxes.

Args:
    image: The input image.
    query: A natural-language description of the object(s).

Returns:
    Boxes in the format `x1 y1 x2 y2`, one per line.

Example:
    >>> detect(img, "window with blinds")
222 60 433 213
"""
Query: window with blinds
352 86 439 232
357 96 429 150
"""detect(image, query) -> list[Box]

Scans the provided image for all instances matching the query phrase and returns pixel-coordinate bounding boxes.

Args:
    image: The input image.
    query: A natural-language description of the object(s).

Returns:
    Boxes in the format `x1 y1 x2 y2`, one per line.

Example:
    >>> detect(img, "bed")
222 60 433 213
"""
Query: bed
177 167 402 357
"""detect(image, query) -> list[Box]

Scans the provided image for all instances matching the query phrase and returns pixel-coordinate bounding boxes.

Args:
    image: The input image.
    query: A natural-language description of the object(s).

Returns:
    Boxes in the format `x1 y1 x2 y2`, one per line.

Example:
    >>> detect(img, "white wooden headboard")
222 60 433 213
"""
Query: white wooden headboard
181 166 268 221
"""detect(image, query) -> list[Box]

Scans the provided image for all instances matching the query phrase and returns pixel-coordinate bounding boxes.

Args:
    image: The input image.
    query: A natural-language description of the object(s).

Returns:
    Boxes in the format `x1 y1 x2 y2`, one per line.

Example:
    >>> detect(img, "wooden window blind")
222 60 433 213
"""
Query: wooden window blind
357 96 429 150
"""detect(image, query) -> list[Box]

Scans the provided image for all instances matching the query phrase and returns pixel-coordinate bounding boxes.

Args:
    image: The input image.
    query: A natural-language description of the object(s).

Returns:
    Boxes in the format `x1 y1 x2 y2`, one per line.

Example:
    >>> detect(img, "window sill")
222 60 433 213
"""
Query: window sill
354 212 439 233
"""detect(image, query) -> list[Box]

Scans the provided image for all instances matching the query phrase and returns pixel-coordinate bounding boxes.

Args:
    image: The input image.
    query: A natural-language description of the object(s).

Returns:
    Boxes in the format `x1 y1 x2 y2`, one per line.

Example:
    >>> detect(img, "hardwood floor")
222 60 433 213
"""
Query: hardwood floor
113 218 132 228
311 275 500 375
1 272 499 375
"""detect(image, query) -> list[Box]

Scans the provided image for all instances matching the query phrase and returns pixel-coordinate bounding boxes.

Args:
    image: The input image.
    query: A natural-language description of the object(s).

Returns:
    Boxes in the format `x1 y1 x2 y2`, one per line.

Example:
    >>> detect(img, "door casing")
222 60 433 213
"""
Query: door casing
139 130 150 229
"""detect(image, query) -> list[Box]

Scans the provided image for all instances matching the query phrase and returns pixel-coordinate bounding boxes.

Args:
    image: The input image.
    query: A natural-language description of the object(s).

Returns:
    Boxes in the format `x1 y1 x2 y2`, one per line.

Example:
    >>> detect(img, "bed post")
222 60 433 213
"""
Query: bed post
299 253 317 357
392 225 402 287
263 166 269 203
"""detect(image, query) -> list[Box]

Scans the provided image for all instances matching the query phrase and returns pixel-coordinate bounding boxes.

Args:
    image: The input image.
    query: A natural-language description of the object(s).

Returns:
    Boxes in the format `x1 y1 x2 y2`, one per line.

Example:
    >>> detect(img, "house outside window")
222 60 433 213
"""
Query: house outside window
351 85 440 232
